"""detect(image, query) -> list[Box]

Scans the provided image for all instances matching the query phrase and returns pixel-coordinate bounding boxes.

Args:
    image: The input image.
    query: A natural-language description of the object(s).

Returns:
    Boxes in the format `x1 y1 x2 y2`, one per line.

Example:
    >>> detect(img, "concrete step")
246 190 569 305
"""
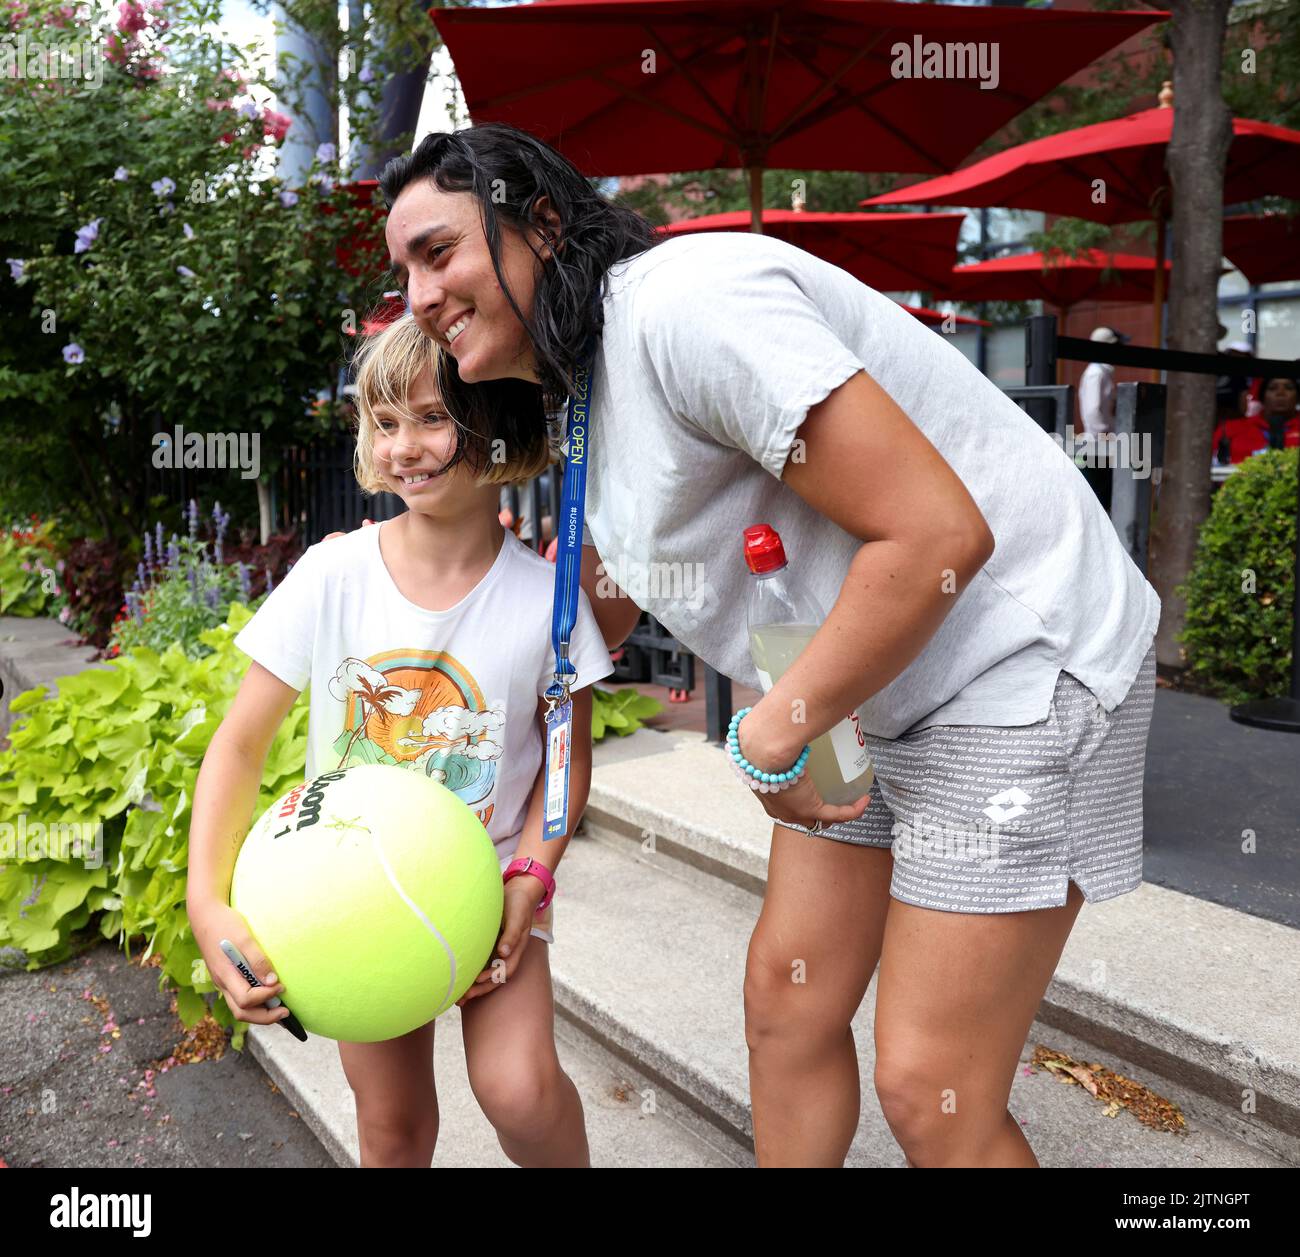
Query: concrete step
581 725 1300 1166
247 988 745 1168
551 830 1289 1167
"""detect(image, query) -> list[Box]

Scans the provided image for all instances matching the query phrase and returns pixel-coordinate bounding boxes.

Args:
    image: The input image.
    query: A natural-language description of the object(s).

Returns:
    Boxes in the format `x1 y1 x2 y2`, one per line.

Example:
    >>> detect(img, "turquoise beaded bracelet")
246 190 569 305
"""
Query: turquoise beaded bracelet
727 707 811 794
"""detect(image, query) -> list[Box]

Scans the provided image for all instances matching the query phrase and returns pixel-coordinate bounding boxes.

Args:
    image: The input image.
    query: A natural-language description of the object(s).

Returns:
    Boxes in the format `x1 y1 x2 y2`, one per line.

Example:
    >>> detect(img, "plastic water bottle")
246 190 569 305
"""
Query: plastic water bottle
742 524 874 806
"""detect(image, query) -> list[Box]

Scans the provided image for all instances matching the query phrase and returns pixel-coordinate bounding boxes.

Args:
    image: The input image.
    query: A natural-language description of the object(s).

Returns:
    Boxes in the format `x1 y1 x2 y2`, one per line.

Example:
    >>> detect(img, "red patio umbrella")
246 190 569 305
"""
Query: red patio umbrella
1223 213 1300 287
898 303 989 329
939 249 1172 309
428 0 1165 232
862 87 1300 351
656 208 966 291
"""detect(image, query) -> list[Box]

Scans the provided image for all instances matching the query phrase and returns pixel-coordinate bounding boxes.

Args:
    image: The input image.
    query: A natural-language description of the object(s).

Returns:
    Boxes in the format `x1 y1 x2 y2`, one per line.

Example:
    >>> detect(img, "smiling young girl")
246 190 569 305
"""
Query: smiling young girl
186 313 614 1167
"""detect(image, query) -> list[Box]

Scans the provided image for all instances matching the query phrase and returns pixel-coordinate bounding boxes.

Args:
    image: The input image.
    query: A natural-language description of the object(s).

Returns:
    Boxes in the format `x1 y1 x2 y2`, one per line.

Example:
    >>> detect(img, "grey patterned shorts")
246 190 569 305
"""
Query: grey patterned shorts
784 643 1158 914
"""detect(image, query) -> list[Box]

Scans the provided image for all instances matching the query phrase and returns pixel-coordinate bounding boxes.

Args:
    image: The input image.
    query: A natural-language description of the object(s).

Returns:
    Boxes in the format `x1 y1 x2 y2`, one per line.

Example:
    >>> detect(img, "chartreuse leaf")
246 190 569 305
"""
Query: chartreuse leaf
0 604 309 1039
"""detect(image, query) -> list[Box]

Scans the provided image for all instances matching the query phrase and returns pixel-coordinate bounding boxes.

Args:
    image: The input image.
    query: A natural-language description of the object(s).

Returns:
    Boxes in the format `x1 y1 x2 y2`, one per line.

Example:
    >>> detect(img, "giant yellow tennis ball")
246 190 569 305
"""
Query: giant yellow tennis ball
230 763 503 1043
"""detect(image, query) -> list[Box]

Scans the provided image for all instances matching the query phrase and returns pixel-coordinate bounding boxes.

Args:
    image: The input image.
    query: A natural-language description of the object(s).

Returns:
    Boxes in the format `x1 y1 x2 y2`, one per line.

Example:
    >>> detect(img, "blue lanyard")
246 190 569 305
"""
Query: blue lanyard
544 352 596 707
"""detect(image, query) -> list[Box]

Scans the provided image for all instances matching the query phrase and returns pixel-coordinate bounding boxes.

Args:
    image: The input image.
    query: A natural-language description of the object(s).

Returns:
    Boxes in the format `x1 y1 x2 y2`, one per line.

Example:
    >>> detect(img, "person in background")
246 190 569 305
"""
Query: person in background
1212 374 1300 464
1260 375 1300 450
1076 326 1128 513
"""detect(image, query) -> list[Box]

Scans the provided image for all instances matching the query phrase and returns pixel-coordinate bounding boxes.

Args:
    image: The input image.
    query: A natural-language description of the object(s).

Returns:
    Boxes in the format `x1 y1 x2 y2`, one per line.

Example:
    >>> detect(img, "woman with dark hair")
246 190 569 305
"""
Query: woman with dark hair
372 123 1162 1169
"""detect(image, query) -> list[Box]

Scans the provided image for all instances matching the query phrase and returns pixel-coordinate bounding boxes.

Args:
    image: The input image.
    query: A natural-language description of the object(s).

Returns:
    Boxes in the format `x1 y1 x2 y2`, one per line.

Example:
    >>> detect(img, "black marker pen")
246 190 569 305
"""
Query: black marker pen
219 939 307 1041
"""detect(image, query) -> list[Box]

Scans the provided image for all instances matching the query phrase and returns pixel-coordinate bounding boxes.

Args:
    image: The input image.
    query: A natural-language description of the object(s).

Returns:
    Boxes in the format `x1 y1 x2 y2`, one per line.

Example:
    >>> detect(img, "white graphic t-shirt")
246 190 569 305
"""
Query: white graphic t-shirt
233 521 614 859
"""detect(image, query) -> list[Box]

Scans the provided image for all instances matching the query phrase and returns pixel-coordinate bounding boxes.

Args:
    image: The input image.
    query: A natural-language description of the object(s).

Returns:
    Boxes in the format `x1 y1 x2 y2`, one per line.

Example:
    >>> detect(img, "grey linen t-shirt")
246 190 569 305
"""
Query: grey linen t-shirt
578 231 1161 740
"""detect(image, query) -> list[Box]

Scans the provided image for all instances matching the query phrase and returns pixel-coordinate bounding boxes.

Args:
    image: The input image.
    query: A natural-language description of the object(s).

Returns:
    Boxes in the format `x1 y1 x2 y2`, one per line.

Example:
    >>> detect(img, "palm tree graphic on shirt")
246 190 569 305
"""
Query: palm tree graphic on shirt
327 653 505 816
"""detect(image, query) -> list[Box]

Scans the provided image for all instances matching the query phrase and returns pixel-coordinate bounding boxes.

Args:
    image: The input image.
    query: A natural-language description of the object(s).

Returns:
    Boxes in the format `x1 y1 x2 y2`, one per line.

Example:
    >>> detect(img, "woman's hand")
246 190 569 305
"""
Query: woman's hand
188 899 293 1027
320 518 375 543
741 768 870 832
735 702 870 831
455 876 544 1006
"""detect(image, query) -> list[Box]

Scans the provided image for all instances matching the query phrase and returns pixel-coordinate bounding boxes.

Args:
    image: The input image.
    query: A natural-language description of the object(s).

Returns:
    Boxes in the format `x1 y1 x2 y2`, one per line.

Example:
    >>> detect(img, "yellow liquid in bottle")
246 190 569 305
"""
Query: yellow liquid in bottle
749 623 874 806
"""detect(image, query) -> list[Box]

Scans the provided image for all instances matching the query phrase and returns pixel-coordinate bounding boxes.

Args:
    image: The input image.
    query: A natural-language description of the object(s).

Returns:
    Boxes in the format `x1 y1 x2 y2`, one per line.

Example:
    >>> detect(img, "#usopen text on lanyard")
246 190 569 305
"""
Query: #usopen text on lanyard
542 357 593 841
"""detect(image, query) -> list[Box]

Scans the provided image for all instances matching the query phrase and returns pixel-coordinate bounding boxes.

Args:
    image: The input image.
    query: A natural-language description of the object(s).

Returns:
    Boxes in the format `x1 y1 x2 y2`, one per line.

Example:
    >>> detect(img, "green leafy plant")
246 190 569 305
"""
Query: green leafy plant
0 603 308 1049
1176 448 1297 703
592 685 665 739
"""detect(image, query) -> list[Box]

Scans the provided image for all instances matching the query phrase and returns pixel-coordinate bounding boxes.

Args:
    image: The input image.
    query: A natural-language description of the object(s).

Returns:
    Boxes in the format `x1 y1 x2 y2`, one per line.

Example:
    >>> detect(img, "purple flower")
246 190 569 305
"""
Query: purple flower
359 65 374 84
182 222 194 240
205 584 220 611
187 500 198 540
158 201 175 218
264 566 274 595
136 560 147 589
154 521 164 564
238 100 259 120
151 177 176 198
113 166 129 181
315 142 336 164
74 218 104 254
63 343 85 364
278 190 298 208
143 531 153 566
167 535 180 569
187 565 200 605
177 265 195 279
236 562 251 601
7 258 25 281
131 591 145 626
213 502 229 564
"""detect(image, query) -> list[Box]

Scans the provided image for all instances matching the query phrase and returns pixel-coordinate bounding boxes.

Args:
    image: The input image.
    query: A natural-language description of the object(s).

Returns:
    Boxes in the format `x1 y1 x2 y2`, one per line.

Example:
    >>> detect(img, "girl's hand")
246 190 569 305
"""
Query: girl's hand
455 877 544 1006
321 518 375 543
188 899 293 1027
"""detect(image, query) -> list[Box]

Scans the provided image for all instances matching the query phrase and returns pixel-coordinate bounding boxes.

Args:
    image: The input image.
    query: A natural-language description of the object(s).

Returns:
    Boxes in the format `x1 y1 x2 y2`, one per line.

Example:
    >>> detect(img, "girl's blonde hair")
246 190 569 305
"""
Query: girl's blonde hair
349 313 559 495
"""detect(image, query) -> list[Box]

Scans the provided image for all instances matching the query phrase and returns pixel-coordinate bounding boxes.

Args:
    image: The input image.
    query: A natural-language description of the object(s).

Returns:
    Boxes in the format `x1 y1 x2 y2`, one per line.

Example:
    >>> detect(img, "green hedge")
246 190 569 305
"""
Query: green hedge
1176 448 1297 704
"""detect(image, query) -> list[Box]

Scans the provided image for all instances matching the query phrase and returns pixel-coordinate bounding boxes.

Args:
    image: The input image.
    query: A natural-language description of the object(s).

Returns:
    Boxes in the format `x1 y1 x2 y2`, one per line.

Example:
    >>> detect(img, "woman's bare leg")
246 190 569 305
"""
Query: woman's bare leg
744 825 894 1166
873 880 1087 1167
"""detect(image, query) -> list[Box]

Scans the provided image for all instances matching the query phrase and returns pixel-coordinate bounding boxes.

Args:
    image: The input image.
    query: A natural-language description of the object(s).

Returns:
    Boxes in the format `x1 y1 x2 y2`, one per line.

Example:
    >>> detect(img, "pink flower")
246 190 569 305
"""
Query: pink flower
104 31 133 65
261 108 292 143
116 0 147 35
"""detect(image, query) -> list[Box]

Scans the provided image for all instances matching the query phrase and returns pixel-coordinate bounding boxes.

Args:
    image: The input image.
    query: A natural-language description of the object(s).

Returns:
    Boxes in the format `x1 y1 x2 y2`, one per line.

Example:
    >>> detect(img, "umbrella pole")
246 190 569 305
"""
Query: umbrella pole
1151 210 1166 384
749 166 763 233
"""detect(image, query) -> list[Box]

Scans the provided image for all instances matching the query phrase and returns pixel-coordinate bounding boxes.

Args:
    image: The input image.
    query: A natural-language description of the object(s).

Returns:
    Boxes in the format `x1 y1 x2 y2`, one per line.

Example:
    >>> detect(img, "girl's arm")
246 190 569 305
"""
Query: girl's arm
185 661 302 915
509 685 595 885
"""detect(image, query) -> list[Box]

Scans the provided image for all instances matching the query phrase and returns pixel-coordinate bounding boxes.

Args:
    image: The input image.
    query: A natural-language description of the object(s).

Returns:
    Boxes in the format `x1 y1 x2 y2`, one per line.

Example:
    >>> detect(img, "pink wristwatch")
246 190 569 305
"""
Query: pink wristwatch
503 857 556 912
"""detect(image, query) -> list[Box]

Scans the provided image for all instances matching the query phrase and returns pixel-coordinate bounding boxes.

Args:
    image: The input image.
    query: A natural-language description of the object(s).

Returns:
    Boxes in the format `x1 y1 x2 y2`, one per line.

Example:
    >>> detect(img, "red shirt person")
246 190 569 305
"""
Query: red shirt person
1213 375 1300 463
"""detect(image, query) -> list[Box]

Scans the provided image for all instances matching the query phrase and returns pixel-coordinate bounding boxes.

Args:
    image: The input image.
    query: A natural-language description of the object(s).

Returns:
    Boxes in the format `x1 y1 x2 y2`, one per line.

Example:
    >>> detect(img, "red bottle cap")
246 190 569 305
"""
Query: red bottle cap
743 524 787 574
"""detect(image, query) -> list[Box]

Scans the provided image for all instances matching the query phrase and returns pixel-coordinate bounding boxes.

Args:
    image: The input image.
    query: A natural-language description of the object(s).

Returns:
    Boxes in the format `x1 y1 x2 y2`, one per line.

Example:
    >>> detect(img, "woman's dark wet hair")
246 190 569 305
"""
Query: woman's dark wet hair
378 123 665 426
